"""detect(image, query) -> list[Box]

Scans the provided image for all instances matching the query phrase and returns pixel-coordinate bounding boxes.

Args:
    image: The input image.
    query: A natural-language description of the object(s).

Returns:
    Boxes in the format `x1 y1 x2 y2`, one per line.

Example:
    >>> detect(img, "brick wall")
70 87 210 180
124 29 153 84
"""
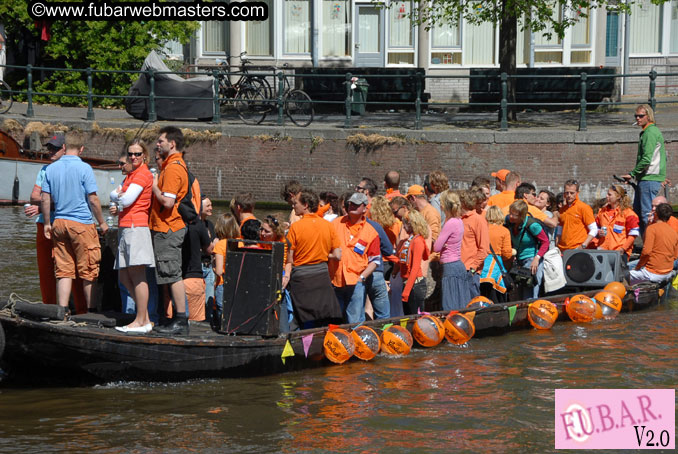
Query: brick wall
68 131 678 205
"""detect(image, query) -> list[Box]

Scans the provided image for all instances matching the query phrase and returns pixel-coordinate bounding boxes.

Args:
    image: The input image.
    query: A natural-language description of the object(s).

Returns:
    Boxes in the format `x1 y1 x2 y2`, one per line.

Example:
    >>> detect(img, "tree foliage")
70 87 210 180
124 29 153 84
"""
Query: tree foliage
0 0 198 106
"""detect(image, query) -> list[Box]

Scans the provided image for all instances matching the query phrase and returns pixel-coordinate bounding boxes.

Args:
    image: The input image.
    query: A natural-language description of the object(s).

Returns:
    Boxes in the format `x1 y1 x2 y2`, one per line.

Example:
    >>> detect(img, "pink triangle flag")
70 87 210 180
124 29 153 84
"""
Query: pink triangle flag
302 333 314 358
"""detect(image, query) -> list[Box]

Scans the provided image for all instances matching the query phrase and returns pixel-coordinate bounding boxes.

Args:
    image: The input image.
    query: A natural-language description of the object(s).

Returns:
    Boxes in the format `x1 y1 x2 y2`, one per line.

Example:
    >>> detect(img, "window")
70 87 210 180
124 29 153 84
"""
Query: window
322 0 351 57
202 21 228 54
464 21 495 65
533 5 563 63
388 1 414 65
284 0 311 54
570 7 591 64
431 16 461 65
246 0 273 56
629 0 661 54
671 0 678 53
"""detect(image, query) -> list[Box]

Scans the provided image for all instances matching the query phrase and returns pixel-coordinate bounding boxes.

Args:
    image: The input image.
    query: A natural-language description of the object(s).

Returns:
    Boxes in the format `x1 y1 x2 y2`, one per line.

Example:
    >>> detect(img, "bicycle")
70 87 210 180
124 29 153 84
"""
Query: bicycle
215 52 272 124
0 79 13 115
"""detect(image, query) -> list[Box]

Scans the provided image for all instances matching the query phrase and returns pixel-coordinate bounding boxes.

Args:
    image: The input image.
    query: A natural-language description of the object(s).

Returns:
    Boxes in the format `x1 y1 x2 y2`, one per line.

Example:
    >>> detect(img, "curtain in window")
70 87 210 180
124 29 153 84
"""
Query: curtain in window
464 21 495 64
389 1 412 47
322 0 351 56
534 5 562 46
203 21 226 53
432 20 459 47
670 0 678 53
629 0 661 54
284 0 310 53
571 8 590 45
246 0 273 56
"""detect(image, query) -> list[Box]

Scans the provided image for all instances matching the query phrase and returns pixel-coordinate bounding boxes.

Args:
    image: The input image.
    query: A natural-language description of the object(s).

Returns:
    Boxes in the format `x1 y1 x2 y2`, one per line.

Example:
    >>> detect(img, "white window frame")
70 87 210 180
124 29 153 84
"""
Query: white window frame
385 0 417 67
628 0 664 57
429 16 462 67
198 21 229 57
319 0 353 61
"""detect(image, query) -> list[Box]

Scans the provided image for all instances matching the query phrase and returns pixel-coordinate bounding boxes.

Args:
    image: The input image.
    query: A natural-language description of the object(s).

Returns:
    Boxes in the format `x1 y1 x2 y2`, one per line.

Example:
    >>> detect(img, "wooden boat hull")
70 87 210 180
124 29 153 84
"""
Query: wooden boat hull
0 285 662 384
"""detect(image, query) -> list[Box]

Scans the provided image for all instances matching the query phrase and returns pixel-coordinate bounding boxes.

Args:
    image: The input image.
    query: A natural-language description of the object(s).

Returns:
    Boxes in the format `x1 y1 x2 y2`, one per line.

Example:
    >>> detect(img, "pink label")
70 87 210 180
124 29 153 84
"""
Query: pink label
555 389 675 449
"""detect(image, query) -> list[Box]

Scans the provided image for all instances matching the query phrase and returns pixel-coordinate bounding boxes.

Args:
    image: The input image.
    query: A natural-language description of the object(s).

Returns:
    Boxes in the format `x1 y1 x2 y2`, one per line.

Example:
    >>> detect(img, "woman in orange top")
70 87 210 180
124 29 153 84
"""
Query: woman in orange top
594 184 640 260
480 205 513 303
212 213 240 325
394 210 430 315
368 195 401 277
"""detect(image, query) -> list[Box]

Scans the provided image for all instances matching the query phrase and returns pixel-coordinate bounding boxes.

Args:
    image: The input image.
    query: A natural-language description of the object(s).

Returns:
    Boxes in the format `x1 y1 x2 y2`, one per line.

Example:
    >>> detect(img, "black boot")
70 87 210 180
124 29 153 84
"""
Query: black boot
154 314 189 336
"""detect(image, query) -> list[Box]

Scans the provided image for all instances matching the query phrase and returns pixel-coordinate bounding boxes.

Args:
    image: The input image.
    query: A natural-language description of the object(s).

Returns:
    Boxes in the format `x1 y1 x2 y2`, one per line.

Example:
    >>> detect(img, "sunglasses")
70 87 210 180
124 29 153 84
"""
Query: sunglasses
266 215 279 227
634 114 646 119
391 206 402 215
127 152 143 157
355 186 367 192
117 161 126 166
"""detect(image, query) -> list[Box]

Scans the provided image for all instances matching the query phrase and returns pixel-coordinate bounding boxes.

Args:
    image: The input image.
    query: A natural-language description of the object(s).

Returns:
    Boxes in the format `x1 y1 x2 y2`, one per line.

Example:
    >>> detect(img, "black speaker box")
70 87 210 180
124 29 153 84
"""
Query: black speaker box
562 249 623 287
221 240 283 336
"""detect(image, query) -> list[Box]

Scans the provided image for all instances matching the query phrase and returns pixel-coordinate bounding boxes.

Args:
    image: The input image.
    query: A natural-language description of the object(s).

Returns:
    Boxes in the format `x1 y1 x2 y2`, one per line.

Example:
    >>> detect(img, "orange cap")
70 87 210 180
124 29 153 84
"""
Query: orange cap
406 184 425 196
491 169 510 182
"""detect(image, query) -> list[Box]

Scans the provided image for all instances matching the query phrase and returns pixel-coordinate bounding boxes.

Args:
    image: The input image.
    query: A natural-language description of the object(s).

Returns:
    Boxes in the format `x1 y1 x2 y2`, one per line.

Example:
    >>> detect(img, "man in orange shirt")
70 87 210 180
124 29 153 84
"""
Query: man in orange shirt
407 184 441 241
384 171 403 200
491 169 509 194
648 196 678 233
557 179 598 251
330 192 382 323
284 190 342 328
231 192 257 228
150 126 190 335
508 183 559 229
631 203 678 284
460 189 490 297
281 180 303 226
487 171 521 208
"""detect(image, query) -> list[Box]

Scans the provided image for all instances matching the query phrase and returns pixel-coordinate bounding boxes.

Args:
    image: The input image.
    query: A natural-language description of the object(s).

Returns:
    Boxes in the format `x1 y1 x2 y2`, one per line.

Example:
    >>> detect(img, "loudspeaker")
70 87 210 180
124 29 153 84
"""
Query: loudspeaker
221 240 283 336
562 249 623 287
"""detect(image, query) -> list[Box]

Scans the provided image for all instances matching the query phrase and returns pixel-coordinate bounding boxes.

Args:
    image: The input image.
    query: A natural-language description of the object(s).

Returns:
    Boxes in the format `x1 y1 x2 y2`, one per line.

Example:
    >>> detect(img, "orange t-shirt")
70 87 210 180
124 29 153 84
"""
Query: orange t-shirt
419 203 441 241
329 216 380 287
558 197 595 251
637 221 678 275
213 238 228 286
460 210 490 270
286 213 340 266
595 206 639 257
239 212 256 229
488 223 513 262
487 190 515 209
384 189 404 201
149 154 189 233
650 214 678 234
118 163 153 228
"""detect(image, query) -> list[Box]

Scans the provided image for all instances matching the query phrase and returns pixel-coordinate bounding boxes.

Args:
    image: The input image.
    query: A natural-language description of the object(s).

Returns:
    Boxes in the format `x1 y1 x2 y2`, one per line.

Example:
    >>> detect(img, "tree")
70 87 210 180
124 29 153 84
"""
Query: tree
0 0 198 106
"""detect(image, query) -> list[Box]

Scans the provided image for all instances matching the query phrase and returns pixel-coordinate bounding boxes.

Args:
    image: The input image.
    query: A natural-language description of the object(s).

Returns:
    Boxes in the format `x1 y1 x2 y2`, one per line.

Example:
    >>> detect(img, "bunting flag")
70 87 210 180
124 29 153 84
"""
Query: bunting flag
382 323 393 331
673 273 678 291
302 334 314 358
634 288 641 299
417 308 430 315
507 305 517 325
399 318 409 328
328 324 340 331
281 339 295 364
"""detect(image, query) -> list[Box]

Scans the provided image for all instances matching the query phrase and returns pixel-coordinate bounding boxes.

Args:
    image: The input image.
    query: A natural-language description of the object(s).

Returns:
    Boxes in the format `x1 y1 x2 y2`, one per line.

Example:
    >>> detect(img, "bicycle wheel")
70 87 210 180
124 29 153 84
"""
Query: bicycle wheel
246 76 272 102
0 81 13 115
235 86 268 125
284 89 314 127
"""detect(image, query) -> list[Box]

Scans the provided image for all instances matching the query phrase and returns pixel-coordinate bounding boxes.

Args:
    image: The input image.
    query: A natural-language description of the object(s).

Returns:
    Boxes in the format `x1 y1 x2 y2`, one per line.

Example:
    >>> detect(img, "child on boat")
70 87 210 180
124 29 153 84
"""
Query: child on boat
212 213 240 326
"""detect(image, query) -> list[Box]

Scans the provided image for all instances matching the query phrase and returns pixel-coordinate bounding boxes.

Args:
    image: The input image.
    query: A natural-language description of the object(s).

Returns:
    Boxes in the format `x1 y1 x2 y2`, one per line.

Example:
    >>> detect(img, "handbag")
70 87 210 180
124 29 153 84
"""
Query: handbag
489 245 514 292
510 266 535 288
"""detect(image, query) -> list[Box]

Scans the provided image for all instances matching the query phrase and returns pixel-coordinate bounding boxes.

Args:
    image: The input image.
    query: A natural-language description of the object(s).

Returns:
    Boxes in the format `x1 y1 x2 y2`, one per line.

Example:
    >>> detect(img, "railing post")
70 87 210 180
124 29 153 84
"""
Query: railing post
26 65 34 118
148 68 157 122
86 68 95 121
579 72 587 132
212 69 221 124
277 71 284 126
344 72 352 129
414 74 422 130
649 70 657 112
500 72 507 131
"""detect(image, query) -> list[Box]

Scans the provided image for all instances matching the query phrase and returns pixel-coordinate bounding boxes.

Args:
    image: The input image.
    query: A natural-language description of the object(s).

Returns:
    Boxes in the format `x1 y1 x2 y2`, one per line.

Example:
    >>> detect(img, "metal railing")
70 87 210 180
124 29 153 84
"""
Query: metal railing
1 63 677 131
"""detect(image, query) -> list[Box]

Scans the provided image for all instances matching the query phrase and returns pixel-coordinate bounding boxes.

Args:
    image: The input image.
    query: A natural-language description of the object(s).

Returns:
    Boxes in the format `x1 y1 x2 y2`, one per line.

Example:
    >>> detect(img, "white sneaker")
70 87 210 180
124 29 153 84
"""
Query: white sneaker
115 323 153 334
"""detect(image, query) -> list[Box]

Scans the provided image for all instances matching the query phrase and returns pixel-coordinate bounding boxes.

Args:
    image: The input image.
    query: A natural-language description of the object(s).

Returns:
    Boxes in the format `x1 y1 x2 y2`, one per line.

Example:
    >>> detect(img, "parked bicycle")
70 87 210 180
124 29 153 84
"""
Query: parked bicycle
0 79 13 115
215 52 272 124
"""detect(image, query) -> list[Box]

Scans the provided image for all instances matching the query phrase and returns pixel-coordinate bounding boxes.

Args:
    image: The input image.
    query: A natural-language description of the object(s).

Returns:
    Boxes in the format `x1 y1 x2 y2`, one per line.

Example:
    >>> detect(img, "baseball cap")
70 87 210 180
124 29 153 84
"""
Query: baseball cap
491 169 510 182
347 192 369 206
406 184 425 197
46 134 65 149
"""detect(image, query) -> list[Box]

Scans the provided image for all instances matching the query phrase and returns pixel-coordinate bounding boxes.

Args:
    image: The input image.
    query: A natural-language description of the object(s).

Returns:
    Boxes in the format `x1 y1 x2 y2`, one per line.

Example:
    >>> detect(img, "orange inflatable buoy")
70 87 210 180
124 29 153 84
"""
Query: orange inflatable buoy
527 299 558 330
444 311 475 345
603 282 627 301
466 296 493 311
323 328 355 364
351 326 381 361
381 325 413 356
412 315 445 347
566 294 596 323
594 290 623 319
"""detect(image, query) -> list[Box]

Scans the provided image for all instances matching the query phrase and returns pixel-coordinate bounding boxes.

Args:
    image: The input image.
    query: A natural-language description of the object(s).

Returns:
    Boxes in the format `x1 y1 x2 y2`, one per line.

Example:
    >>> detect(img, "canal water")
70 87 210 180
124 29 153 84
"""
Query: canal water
1 206 677 453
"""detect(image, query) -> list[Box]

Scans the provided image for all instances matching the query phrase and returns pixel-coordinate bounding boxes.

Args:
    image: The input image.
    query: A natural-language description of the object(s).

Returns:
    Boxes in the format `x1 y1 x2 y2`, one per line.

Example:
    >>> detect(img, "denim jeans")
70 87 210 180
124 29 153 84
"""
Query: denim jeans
334 282 366 324
518 256 544 300
634 180 662 234
365 271 390 319
202 263 215 320
119 266 159 323
209 284 224 325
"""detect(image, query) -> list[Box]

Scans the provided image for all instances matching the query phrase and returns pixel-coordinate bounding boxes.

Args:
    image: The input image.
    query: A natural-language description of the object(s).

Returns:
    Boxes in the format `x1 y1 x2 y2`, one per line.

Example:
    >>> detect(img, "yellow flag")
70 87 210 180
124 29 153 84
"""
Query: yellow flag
399 318 409 328
672 273 678 291
281 339 294 364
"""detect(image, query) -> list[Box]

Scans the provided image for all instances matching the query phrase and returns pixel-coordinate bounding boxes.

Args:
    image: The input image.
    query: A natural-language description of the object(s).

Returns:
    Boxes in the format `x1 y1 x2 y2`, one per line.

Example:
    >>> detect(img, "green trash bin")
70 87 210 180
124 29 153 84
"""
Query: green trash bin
351 78 369 115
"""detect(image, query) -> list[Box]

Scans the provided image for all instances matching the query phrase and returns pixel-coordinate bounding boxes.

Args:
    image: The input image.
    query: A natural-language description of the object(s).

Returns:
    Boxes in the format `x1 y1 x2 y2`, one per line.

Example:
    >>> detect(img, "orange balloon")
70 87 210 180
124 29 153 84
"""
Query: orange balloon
323 328 355 364
566 295 596 323
444 312 475 345
603 282 627 301
412 315 445 347
351 326 381 361
466 296 493 311
381 325 413 355
594 291 623 319
527 299 558 330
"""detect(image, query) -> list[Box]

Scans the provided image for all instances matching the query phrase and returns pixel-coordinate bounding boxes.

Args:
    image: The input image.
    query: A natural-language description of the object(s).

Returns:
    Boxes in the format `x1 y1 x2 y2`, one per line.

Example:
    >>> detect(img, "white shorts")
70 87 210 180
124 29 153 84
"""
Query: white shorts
629 267 673 285
115 226 155 269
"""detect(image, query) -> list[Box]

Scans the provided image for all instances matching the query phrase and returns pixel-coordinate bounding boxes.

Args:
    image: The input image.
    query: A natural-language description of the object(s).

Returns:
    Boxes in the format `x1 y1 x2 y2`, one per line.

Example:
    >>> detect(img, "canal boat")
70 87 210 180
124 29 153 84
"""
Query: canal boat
0 282 663 385
0 130 122 205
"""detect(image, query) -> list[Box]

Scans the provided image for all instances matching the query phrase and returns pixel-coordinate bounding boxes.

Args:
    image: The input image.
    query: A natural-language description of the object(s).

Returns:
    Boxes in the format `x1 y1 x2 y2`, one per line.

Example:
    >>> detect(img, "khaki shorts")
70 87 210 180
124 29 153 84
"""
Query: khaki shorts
52 219 101 281
152 228 186 285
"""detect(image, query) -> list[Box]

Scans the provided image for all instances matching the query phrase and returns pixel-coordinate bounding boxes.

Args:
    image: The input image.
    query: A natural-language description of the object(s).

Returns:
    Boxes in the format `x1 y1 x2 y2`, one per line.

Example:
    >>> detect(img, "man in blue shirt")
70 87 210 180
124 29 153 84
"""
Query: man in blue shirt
41 132 109 313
